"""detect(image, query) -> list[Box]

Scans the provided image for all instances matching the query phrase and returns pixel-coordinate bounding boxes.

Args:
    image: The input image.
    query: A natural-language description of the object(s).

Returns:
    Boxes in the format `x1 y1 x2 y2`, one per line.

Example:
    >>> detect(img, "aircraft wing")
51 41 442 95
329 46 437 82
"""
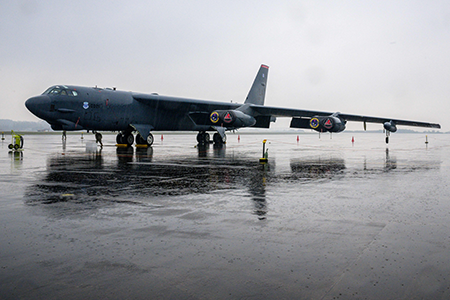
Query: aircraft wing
250 105 441 129
133 94 440 129
338 113 441 128
132 93 241 111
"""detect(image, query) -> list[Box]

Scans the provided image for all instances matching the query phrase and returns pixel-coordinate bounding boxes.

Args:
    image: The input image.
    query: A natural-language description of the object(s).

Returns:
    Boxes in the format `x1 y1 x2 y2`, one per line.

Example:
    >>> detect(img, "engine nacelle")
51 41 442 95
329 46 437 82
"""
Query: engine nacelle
209 110 256 128
383 121 397 133
308 115 346 133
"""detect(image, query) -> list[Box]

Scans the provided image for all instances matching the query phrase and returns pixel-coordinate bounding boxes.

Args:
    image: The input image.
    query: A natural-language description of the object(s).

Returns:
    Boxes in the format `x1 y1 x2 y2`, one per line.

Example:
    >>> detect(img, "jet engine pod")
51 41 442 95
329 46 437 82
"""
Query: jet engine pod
209 110 256 128
308 115 346 133
383 121 397 132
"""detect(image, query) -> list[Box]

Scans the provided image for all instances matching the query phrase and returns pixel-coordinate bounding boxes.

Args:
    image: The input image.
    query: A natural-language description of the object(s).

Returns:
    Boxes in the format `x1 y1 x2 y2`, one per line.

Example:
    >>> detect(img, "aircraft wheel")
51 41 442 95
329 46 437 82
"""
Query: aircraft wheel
8 144 13 149
14 144 19 150
196 132 209 144
213 133 225 144
147 133 154 146
125 133 134 146
385 136 389 144
196 133 202 144
116 133 124 144
203 132 210 143
136 134 146 145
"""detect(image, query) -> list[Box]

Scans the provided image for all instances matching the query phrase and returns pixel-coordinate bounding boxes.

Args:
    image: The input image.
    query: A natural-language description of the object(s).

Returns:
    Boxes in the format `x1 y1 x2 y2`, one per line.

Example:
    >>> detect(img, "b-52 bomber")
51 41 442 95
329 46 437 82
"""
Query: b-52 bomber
25 65 440 146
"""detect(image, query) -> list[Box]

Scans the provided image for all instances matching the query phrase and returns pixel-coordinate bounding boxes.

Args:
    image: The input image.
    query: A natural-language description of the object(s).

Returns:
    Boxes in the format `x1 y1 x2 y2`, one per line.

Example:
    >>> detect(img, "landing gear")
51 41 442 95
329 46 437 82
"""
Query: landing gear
136 133 154 146
197 131 210 144
147 133 154 146
213 132 226 144
136 133 145 145
197 131 226 145
117 129 153 147
385 130 390 144
116 133 123 144
116 132 134 146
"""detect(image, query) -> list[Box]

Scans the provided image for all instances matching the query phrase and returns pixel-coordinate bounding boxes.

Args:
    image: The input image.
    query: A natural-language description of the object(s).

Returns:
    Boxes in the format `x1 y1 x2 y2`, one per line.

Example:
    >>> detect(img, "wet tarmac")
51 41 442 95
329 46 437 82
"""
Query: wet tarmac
1 132 449 299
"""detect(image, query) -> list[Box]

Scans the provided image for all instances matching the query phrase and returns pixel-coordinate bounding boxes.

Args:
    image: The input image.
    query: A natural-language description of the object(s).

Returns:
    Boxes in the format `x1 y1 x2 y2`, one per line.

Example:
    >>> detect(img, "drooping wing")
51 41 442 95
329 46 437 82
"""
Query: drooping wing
250 105 441 129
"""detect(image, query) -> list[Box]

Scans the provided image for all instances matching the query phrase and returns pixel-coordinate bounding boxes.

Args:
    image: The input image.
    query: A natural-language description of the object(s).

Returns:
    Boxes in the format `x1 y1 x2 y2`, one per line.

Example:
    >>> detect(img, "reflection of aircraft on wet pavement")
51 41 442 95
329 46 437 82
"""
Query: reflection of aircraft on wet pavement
25 152 272 219
290 158 346 180
25 147 357 220
25 65 440 147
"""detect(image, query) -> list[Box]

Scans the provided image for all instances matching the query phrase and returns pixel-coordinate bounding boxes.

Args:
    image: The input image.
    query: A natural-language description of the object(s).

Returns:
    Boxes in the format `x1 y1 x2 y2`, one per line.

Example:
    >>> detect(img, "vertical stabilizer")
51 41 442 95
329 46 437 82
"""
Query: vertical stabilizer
244 64 269 106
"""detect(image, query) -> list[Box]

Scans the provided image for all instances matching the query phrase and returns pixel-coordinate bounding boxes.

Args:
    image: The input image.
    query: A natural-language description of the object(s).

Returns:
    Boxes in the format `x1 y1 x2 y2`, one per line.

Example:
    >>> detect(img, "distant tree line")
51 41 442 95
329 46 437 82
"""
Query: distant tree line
0 119 51 132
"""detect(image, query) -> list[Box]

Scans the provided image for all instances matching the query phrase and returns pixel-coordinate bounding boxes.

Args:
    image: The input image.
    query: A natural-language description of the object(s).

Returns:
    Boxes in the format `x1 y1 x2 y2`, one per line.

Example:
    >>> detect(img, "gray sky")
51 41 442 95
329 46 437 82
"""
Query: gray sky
1 0 449 131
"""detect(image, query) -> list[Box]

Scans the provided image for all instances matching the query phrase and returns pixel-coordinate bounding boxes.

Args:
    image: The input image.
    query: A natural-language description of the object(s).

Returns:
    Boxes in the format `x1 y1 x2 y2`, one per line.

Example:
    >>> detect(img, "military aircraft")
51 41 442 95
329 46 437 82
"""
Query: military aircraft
25 64 440 146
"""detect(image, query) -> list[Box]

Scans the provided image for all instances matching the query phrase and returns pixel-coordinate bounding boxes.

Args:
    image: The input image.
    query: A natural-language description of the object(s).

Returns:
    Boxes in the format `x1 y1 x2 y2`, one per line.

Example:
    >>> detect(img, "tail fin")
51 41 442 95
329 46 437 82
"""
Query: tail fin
244 64 269 106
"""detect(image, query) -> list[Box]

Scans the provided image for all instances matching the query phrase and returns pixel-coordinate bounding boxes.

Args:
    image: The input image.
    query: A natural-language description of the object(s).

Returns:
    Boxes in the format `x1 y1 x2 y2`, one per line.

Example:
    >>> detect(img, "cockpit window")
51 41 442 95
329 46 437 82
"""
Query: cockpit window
49 87 62 95
42 87 53 94
43 86 78 96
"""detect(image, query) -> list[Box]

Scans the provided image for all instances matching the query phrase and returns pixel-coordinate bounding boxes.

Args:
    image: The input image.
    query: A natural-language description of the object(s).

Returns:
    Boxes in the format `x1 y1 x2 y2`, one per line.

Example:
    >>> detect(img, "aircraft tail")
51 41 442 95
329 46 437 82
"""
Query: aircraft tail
244 64 269 106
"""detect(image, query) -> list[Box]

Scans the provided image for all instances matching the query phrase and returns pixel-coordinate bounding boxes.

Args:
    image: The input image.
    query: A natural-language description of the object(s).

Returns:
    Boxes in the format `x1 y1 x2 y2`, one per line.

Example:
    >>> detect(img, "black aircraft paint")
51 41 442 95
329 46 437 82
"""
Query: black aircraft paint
25 65 441 146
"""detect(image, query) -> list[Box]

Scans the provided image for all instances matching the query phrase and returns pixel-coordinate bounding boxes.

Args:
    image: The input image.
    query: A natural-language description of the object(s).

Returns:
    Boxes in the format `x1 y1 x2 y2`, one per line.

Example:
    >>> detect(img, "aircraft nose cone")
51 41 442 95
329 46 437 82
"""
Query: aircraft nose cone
25 95 50 118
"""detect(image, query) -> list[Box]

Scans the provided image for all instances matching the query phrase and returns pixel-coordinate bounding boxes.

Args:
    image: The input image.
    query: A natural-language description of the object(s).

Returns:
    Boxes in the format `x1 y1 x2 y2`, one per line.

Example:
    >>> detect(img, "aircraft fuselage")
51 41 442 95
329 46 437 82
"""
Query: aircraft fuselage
25 85 240 133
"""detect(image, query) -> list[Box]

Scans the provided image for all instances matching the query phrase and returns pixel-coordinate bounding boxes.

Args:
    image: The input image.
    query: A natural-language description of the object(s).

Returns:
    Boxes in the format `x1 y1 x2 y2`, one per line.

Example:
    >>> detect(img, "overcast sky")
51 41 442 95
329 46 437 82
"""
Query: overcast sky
1 0 449 131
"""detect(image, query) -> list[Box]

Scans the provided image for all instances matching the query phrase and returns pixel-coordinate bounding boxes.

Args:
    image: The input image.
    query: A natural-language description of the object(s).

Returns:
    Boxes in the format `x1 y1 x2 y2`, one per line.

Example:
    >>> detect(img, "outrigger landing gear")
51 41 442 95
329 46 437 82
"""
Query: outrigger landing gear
385 130 390 144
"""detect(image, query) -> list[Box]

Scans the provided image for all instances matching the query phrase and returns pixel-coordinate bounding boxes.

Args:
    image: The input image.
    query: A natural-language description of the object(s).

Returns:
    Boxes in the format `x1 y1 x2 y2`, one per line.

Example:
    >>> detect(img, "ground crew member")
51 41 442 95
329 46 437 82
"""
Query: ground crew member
95 132 103 148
